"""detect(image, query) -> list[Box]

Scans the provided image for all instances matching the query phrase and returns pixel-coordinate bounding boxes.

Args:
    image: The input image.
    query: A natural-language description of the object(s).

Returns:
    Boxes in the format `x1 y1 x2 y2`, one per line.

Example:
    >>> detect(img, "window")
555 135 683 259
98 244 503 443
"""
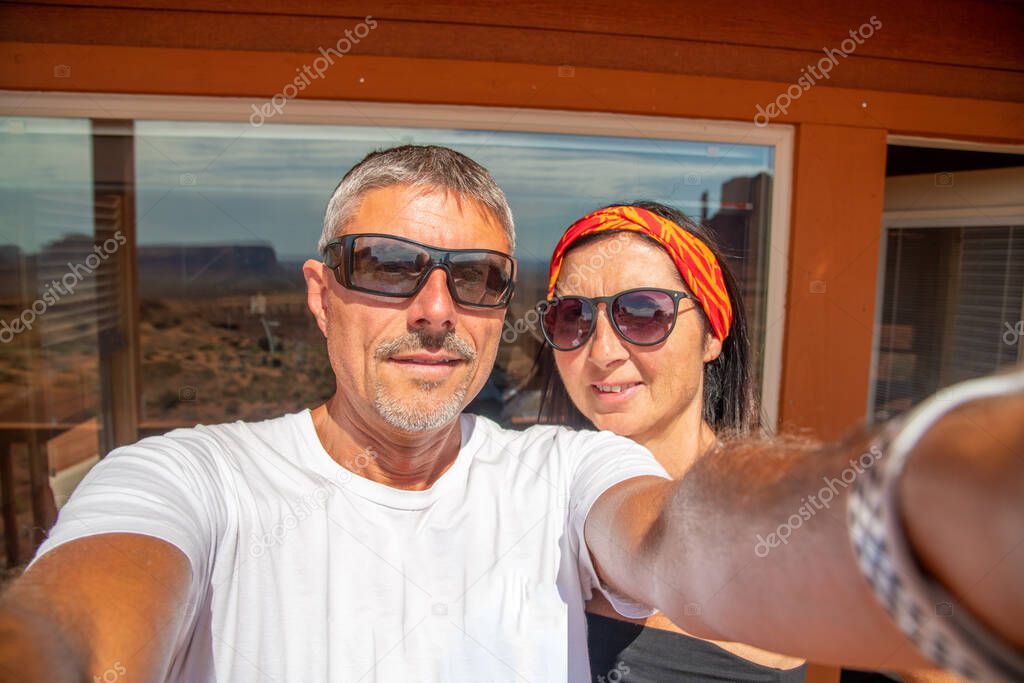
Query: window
874 225 1024 420
0 94 792 565
872 145 1024 421
0 117 102 563
131 120 781 428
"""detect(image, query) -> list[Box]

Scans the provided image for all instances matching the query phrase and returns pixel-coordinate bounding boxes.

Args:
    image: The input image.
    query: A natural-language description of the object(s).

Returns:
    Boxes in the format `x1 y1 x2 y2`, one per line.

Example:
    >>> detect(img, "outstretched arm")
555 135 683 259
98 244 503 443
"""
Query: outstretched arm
0 534 192 683
586 385 1024 672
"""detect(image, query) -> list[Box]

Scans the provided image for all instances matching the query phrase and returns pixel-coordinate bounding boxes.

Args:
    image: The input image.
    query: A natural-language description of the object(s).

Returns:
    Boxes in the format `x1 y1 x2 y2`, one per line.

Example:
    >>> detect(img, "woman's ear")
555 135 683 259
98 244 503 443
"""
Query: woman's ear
702 331 723 363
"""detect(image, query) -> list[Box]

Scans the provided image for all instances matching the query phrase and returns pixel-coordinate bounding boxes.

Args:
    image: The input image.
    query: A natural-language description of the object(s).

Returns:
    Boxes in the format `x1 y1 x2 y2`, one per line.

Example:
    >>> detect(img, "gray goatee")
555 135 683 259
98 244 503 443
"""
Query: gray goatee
373 330 477 432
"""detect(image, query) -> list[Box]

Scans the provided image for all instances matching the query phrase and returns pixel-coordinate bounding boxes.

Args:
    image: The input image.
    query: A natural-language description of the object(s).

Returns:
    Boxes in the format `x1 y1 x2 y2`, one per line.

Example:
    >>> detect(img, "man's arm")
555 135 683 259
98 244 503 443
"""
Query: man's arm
0 534 193 682
585 392 1024 670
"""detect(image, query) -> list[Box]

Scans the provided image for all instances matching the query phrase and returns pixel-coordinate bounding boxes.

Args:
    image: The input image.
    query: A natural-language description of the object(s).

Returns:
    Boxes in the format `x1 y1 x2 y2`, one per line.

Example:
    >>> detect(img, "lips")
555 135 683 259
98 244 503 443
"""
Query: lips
389 353 465 365
593 382 641 394
593 382 638 393
386 354 467 381
590 381 644 404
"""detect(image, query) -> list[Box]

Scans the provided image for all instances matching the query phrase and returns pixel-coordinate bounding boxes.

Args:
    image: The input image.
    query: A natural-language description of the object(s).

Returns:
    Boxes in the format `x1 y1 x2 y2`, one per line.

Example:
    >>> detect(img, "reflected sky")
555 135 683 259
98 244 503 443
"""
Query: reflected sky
1 117 773 265
132 121 772 263
0 117 94 253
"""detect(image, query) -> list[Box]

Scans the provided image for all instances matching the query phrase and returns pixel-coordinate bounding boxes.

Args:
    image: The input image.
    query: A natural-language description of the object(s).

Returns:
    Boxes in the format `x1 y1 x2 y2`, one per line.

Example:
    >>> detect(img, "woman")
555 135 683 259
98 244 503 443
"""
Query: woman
536 201 807 681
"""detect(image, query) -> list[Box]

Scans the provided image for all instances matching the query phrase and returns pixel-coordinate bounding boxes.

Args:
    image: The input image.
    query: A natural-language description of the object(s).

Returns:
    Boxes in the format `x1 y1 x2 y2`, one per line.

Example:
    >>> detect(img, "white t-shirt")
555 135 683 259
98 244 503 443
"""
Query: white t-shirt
34 411 668 682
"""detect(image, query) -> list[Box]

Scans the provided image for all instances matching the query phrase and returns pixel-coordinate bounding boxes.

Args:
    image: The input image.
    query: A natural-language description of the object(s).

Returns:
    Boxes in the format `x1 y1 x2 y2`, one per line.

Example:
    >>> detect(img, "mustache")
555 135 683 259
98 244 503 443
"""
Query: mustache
374 330 477 362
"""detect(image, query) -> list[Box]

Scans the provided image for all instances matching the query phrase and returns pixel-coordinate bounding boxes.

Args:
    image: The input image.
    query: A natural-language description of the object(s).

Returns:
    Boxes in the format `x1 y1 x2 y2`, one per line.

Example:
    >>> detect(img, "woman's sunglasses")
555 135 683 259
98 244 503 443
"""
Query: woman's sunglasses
537 288 693 351
322 233 516 308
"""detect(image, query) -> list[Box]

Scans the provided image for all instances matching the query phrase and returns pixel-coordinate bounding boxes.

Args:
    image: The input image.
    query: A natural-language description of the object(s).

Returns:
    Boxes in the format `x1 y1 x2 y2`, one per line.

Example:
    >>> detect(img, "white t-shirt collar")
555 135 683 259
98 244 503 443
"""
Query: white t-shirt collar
295 409 483 510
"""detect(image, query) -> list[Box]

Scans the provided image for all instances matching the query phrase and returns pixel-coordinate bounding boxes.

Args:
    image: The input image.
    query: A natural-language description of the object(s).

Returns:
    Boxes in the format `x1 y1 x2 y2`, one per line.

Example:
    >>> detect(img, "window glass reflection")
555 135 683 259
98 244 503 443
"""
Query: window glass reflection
0 115 776 565
0 117 98 565
132 121 775 428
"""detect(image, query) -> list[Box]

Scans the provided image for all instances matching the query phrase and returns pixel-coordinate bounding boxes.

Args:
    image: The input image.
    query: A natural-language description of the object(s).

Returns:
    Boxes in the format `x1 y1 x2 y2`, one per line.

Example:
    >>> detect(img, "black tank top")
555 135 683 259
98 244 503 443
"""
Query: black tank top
587 612 808 682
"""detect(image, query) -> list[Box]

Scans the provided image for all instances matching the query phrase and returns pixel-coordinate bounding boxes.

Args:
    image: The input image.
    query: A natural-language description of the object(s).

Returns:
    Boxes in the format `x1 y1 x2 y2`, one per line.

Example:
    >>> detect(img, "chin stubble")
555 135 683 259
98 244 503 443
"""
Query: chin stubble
372 330 478 432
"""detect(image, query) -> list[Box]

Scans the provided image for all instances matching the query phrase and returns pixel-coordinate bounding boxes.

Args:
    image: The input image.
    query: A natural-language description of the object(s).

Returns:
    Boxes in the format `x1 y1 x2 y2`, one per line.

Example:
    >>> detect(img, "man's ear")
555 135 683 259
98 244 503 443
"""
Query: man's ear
302 259 330 337
702 331 723 364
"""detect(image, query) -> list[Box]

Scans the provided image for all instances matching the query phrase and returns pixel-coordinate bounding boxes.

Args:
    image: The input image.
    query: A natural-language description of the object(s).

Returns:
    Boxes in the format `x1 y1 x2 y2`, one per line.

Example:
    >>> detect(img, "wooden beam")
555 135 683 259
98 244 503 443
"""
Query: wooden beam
778 123 888 438
6 0 1023 72
92 119 141 454
1 44 1022 143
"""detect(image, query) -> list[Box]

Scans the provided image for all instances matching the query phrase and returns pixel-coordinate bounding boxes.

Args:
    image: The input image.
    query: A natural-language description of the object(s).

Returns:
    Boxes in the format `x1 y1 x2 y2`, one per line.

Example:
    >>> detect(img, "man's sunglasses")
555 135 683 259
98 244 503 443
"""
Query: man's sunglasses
322 233 516 308
537 288 693 351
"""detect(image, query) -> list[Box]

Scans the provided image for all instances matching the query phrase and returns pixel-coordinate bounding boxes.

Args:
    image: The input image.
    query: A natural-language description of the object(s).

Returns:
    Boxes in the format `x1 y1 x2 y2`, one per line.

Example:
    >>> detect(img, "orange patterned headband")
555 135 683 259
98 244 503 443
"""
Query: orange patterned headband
546 205 733 341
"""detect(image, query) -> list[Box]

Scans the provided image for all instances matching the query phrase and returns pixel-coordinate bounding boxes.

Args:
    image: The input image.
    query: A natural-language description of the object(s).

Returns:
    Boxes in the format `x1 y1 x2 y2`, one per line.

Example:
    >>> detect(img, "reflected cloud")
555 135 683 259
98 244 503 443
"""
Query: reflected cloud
130 121 773 263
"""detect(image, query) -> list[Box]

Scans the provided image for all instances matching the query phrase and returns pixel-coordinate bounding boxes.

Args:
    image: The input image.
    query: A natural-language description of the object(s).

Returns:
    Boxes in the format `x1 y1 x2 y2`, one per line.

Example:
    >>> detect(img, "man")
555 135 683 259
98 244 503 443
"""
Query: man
1 145 1021 682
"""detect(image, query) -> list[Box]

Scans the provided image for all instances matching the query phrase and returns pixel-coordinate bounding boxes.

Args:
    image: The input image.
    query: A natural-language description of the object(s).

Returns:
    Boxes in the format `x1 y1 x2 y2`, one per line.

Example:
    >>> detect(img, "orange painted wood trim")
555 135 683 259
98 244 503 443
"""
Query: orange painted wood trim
1 43 1023 143
3 5 1022 101
779 123 889 438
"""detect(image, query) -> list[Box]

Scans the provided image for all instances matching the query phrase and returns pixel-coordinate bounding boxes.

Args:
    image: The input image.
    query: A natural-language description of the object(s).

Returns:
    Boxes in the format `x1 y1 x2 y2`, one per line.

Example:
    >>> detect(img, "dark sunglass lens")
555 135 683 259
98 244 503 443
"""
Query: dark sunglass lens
543 298 594 349
350 237 430 294
449 254 512 305
613 290 676 344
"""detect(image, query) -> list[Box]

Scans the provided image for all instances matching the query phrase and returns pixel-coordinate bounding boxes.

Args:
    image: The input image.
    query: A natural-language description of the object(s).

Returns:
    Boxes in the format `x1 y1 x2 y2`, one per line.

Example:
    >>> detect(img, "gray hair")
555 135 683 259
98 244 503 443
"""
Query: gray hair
318 145 516 254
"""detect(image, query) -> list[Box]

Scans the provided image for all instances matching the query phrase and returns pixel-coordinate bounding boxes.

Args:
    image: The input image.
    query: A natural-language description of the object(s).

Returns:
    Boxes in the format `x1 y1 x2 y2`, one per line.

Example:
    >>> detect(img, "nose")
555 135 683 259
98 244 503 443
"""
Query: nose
587 303 629 368
407 267 457 335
